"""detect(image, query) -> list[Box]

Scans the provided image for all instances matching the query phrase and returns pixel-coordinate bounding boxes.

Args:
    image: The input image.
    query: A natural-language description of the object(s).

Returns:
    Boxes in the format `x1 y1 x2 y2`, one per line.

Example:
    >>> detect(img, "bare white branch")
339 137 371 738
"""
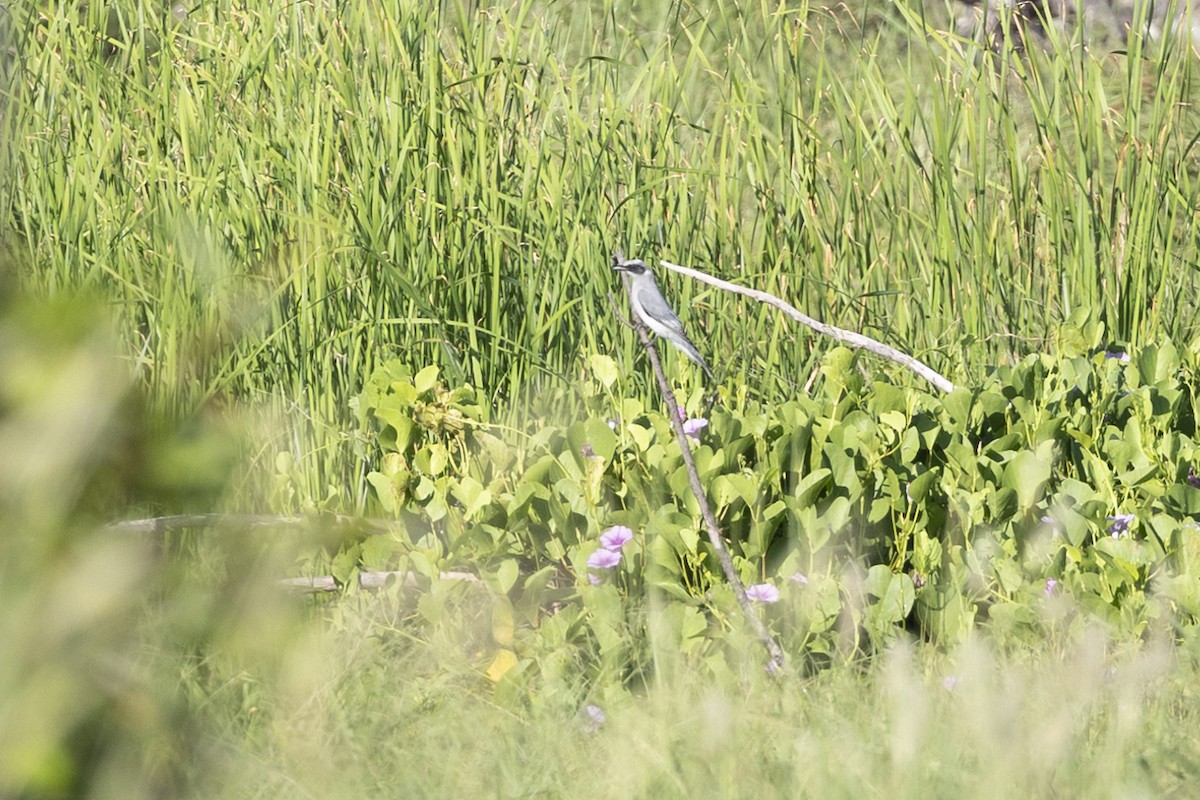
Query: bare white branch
659 260 956 394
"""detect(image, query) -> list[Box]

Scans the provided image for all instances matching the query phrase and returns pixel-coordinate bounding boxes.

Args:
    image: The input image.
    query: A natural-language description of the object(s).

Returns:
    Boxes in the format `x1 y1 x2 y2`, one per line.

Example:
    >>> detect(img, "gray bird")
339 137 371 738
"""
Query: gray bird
612 257 714 381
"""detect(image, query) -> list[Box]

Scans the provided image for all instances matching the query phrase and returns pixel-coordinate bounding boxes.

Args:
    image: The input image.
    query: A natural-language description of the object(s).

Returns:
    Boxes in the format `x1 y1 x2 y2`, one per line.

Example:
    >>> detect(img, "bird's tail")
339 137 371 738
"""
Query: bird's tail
679 338 715 382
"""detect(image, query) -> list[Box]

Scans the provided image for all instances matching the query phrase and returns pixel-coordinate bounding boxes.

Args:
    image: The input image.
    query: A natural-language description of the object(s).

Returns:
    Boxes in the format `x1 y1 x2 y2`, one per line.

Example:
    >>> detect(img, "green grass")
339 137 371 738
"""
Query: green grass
225 624 1200 799
6 0 1200 503
4 0 1200 797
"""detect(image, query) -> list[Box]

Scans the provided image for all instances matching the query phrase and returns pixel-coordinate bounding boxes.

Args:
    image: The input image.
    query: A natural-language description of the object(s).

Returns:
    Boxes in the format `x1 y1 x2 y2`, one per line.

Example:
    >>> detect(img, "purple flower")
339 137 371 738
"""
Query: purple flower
1040 514 1061 530
587 573 602 586
1044 578 1058 597
607 418 619 431
1188 465 1199 489
675 408 709 437
1105 350 1131 362
788 572 809 586
745 583 780 603
587 548 621 570
599 525 633 551
1107 513 1134 537
581 704 606 732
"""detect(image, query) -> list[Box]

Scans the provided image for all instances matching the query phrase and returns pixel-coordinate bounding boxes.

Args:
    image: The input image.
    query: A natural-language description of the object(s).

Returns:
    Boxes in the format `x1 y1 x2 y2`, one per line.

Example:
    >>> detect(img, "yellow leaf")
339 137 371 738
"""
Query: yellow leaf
486 649 518 683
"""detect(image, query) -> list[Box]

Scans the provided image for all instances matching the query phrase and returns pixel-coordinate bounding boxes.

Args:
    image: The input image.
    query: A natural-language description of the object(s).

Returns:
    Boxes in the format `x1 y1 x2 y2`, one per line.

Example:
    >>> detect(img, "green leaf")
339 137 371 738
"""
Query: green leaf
795 574 842 633
907 468 939 504
413 364 440 395
824 446 860 497
1164 484 1200 516
584 417 618 460
988 487 1019 522
679 525 700 554
820 346 857 391
878 410 908 439
899 426 921 463
941 387 975 431
627 422 654 452
818 495 852 536
763 499 787 521
374 407 416 452
1116 464 1159 489
1137 341 1179 387
793 468 832 506
495 558 520 595
388 380 418 407
367 470 398 513
1003 443 1054 512
870 382 911 414
588 354 620 389
713 472 759 509
332 543 362 586
361 535 401 568
426 442 449 476
864 564 915 623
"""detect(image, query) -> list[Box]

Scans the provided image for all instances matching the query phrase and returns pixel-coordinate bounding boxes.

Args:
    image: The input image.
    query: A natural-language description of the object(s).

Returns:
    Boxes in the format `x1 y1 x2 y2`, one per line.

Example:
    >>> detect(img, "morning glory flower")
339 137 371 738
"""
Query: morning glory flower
587 573 602 586
587 548 621 570
1188 465 1199 489
1107 513 1134 537
1104 350 1131 362
599 525 634 551
581 704 606 733
1044 578 1058 597
682 417 708 438
745 583 780 603
788 572 809 586
607 418 619 431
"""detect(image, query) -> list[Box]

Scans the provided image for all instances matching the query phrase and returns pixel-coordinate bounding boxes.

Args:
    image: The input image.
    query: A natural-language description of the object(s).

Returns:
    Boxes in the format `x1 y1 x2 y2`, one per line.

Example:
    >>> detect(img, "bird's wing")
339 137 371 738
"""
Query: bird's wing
633 281 686 333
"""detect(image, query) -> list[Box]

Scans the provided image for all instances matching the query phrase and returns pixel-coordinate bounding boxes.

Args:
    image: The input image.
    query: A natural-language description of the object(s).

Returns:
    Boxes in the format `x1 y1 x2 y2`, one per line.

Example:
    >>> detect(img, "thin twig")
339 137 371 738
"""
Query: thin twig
279 570 481 593
658 260 956 394
614 254 786 673
101 513 403 535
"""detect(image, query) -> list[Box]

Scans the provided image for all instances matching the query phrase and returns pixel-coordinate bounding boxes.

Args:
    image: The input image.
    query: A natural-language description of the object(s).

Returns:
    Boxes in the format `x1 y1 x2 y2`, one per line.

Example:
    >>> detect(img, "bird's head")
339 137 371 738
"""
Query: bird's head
611 258 649 275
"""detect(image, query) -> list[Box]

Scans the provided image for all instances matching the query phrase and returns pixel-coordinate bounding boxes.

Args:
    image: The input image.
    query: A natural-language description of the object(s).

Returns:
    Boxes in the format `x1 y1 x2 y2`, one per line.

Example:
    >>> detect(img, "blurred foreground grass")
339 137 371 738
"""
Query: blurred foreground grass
0 285 302 797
